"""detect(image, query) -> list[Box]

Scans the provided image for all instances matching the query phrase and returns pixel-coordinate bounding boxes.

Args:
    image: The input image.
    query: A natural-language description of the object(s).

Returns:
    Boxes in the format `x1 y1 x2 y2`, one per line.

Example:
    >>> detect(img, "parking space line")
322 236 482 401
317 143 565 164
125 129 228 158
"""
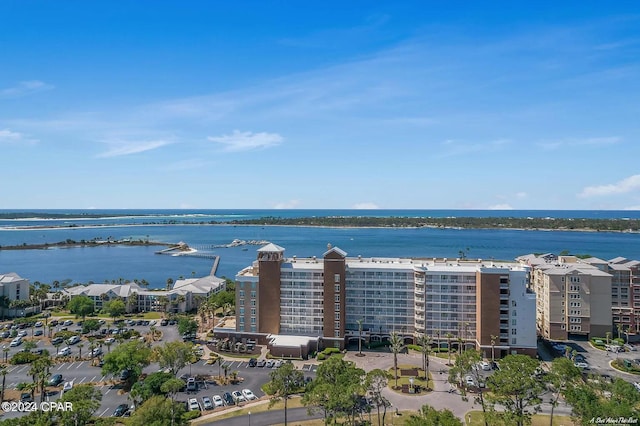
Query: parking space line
56 364 65 371
99 408 109 417
7 366 18 373
99 376 105 383
8 382 16 388
17 366 28 373
75 361 85 369
105 387 111 395
90 376 97 383
67 362 75 370
78 377 87 384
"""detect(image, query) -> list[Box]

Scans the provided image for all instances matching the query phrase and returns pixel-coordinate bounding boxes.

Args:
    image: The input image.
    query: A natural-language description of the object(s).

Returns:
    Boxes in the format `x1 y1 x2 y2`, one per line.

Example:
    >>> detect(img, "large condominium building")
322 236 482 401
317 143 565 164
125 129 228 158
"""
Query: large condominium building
518 254 613 340
235 243 537 357
0 273 33 318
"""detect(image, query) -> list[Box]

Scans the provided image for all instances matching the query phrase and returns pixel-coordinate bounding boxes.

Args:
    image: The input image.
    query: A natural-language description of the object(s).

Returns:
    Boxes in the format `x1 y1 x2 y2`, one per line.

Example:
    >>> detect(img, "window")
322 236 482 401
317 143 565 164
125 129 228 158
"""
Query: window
512 319 517 325
239 298 244 305
251 308 256 315
250 291 256 298
334 329 340 337
511 328 517 335
334 273 341 283
335 284 340 292
511 300 517 307
335 294 340 302
334 312 340 320
512 310 517 316
251 300 256 306
239 307 244 315
335 303 340 312
334 321 340 329
239 316 244 323
250 317 256 324
239 290 245 297
511 338 517 344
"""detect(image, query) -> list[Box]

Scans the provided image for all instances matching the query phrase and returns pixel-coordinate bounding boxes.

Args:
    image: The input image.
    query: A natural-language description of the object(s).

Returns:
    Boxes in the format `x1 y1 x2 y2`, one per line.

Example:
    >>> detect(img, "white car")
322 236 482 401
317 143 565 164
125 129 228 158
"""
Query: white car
212 395 223 407
63 320 74 326
465 375 476 387
62 381 73 392
188 398 201 411
633 382 640 392
149 320 157 326
241 389 257 400
9 338 22 347
58 347 71 356
104 337 115 344
273 360 283 368
67 335 80 345
231 391 246 403
17 330 28 338
574 361 589 369
480 361 491 371
34 321 43 328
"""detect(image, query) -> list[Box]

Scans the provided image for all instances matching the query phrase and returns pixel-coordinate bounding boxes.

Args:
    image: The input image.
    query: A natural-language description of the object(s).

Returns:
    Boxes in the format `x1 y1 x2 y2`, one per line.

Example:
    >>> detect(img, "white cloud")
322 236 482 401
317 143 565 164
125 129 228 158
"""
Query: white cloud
515 192 527 198
352 202 379 209
208 130 283 152
488 204 513 210
537 136 621 150
272 200 300 209
0 128 38 144
0 80 54 98
97 139 172 158
579 174 640 197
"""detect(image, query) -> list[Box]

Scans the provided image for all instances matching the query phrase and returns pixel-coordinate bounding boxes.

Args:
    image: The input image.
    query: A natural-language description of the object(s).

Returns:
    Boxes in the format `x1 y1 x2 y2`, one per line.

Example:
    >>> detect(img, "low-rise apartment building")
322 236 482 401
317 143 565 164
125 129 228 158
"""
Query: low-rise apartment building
235 243 537 357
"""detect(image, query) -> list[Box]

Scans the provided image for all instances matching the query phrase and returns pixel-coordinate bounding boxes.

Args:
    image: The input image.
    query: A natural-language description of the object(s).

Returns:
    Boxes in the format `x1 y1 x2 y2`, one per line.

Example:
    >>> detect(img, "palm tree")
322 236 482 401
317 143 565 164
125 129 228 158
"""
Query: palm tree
606 331 612 345
0 365 7 401
166 278 174 290
105 341 113 353
389 332 403 389
357 318 364 356
617 323 623 341
415 334 432 383
435 329 441 354
78 343 84 360
445 332 453 366
29 357 52 403
128 292 138 313
0 296 9 320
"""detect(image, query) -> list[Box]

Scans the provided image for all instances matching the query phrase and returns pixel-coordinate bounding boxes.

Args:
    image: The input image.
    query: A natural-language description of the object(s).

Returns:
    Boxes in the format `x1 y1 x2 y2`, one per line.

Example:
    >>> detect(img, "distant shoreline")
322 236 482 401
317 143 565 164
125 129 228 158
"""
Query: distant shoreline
0 239 172 251
1 215 639 234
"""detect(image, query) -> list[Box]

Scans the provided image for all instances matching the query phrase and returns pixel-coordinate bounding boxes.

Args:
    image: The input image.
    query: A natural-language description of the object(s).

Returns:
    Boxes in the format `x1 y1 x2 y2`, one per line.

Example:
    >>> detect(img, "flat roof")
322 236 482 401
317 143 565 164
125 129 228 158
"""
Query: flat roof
268 334 319 347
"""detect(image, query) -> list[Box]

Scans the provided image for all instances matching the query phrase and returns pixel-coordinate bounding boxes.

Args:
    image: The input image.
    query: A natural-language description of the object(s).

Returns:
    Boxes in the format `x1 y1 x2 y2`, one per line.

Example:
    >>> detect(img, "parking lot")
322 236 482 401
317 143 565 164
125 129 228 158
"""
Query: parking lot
0 318 311 420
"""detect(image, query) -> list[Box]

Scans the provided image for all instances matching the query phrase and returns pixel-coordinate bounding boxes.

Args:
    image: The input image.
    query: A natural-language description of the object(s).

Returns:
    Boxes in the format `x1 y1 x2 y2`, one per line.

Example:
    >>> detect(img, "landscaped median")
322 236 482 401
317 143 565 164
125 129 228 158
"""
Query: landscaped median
388 364 432 394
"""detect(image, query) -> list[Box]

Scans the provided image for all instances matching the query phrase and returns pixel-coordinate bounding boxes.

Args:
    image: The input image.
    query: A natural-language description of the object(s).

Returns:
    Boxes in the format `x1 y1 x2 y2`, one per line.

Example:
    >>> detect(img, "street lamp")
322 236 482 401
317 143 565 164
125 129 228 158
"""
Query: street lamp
409 377 414 394
248 411 251 426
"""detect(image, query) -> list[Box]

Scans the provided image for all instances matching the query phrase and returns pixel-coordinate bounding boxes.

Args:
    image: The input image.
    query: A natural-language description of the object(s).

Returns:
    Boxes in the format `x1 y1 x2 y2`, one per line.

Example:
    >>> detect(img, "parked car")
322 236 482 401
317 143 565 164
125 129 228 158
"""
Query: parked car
256 359 266 367
67 335 80 345
186 377 198 392
160 319 168 326
231 390 246 403
10 337 22 347
188 398 201 411
49 320 58 326
112 403 129 417
104 337 115 344
91 348 103 357
0 331 10 339
62 381 73 392
480 361 491 371
51 337 64 345
465 375 476 387
20 393 33 403
574 362 590 369
212 395 224 407
47 374 63 386
119 369 132 381
574 354 587 363
241 389 257 400
202 396 213 410
57 347 71 356
17 330 28 338
34 329 43 336
34 321 43 328
265 360 274 368
222 392 235 406
62 320 74 326
248 358 257 367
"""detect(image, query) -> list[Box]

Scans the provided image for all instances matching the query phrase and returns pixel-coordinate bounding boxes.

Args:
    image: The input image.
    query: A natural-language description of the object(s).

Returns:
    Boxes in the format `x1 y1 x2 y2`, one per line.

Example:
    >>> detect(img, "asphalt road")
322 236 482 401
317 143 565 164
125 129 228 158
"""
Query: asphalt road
202 407 323 426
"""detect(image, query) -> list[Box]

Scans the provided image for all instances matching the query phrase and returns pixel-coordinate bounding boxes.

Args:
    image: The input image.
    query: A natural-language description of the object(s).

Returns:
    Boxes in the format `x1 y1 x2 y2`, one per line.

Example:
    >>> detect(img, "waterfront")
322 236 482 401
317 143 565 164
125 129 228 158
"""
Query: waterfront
2 210 640 287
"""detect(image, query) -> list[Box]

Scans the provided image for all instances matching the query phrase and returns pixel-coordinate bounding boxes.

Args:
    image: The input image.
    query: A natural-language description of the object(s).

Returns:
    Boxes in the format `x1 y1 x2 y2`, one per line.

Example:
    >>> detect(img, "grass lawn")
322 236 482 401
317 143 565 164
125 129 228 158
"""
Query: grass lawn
270 411 412 425
466 411 576 425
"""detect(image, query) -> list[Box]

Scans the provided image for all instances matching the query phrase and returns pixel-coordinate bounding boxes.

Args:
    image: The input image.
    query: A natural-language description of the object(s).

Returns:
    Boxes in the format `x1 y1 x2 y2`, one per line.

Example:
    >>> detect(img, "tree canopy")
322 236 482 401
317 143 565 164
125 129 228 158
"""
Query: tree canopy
177 317 198 336
128 395 187 426
152 341 195 376
101 340 151 384
59 384 102 426
67 295 94 320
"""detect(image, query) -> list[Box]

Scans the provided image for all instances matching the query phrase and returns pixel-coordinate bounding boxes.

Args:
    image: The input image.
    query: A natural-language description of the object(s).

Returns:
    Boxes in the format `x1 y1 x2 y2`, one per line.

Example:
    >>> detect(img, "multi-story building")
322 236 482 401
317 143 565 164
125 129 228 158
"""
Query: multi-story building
518 254 612 340
235 243 536 357
0 273 32 317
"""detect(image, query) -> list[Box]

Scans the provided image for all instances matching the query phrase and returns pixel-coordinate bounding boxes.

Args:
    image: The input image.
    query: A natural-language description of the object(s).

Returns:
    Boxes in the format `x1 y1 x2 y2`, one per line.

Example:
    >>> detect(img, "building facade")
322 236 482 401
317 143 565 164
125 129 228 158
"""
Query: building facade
235 244 537 356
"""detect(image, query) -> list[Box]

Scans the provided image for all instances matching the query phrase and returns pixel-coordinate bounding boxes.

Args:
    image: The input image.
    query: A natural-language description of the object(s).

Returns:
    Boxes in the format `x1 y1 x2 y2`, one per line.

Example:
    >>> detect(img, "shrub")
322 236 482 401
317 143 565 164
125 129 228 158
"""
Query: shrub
182 410 201 421
11 352 39 365
366 341 390 349
53 331 80 340
322 347 341 355
317 353 326 361
407 344 422 352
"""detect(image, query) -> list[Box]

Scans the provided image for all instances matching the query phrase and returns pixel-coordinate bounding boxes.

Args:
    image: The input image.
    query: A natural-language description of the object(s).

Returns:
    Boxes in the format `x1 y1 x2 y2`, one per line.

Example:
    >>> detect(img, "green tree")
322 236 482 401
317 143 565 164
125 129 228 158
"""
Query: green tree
152 341 194 376
0 364 7 402
269 361 304 426
564 377 640 425
445 332 453 365
101 340 151 386
130 371 174 406
67 295 94 321
82 319 100 335
160 377 186 402
29 356 52 403
356 318 364 356
59 384 102 426
302 356 365 425
547 357 582 426
128 394 187 426
104 299 126 321
405 404 463 426
486 354 545 426
177 317 198 336
448 349 489 426
389 332 403 388
365 369 389 426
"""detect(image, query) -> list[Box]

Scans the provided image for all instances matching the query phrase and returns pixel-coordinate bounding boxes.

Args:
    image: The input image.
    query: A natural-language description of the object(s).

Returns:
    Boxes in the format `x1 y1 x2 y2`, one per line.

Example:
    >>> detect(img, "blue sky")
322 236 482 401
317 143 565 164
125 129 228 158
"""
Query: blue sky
1 1 639 210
